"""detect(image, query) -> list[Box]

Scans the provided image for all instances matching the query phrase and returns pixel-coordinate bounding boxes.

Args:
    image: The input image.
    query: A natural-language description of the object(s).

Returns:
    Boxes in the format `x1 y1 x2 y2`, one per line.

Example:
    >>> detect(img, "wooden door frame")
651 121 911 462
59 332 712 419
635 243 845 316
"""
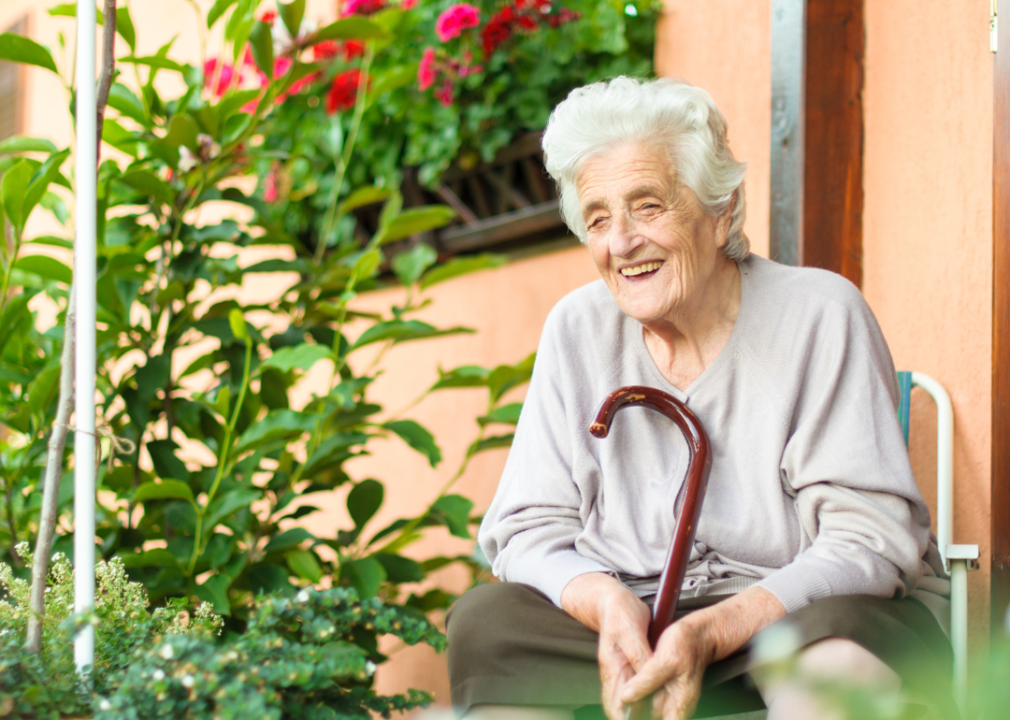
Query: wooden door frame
992 0 1010 637
769 0 864 286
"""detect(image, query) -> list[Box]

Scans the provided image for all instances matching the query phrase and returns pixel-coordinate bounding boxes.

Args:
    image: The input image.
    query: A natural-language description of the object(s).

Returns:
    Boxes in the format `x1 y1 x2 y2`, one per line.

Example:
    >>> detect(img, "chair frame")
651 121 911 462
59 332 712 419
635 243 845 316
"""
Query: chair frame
897 371 980 717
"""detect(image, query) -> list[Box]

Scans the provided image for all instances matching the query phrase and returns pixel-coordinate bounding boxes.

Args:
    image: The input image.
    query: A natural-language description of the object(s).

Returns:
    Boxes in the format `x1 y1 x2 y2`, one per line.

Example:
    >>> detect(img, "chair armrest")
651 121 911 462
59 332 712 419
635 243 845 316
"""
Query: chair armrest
945 544 980 571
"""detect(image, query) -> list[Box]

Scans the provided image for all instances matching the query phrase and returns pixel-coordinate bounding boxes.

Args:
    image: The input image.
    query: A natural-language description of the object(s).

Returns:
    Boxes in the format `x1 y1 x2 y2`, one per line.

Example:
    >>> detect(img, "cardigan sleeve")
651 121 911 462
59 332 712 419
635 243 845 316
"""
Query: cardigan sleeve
477 307 614 606
755 288 933 613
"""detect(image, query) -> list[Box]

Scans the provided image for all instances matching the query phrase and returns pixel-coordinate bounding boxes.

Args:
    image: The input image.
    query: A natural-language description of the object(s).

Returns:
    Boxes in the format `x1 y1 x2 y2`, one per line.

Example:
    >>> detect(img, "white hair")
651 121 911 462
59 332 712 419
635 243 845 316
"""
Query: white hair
541 76 750 261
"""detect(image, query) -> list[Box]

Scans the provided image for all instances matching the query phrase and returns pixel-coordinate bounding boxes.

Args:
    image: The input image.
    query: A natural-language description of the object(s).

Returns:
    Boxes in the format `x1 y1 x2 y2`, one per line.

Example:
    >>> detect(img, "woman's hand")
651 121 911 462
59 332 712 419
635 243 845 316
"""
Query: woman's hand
619 615 714 720
620 586 788 720
561 573 653 720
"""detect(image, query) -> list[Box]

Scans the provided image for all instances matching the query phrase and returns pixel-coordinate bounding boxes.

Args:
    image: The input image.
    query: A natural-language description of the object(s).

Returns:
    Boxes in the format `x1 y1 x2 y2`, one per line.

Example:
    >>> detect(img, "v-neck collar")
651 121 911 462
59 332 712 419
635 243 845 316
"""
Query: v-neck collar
629 256 752 402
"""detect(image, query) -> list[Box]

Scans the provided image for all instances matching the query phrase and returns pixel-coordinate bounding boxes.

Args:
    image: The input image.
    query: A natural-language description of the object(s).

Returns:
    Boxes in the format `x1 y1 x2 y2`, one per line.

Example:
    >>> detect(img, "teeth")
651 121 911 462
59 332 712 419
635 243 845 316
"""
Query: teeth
620 262 662 277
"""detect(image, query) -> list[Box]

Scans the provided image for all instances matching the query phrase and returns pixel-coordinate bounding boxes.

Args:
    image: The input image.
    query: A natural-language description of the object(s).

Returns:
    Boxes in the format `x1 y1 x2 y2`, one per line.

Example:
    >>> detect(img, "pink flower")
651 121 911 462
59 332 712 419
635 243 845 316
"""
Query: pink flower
264 167 279 202
401 0 417 8
434 79 454 107
273 57 294 80
435 3 481 42
418 47 437 91
203 58 235 97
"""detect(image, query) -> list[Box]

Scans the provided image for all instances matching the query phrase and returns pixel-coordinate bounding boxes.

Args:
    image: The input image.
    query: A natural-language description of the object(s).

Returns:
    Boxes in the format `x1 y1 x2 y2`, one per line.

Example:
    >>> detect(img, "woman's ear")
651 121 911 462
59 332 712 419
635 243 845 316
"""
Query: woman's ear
715 195 735 248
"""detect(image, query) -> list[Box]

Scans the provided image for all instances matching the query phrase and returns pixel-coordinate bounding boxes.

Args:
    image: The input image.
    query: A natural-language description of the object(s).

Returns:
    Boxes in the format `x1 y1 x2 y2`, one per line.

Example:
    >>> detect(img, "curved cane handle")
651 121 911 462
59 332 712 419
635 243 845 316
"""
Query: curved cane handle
590 385 713 649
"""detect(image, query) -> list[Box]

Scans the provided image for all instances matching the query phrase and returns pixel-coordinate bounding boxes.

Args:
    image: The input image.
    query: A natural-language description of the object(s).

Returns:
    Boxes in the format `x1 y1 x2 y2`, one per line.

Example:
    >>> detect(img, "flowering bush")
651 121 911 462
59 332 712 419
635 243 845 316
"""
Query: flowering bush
262 0 658 193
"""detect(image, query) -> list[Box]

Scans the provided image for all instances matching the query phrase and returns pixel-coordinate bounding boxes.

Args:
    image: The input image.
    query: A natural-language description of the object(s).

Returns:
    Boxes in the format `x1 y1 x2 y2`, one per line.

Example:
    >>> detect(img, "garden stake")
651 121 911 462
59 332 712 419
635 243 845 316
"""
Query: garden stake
590 386 712 720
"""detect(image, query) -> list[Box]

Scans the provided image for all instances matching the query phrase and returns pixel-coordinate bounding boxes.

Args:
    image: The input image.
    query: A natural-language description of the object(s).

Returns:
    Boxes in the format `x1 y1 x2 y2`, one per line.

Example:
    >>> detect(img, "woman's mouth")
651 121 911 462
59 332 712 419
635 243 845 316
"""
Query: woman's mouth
619 261 662 278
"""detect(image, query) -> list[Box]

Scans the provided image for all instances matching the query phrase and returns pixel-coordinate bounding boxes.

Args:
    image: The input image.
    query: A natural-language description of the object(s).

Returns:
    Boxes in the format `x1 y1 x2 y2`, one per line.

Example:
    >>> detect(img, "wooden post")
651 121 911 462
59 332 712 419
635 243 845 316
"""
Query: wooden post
992 0 1010 637
769 0 864 286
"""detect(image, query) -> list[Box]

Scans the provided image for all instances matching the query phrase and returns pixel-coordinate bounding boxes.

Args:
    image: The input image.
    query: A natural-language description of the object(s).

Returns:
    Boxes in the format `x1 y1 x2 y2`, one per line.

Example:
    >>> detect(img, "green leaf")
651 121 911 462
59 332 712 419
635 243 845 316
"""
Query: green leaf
207 0 241 29
286 549 323 584
248 563 291 596
115 6 137 51
135 480 195 504
163 113 199 151
118 548 179 568
107 83 147 126
468 433 515 456
119 55 184 72
488 353 536 402
340 556 385 598
47 4 95 20
147 439 190 481
195 574 231 615
236 409 315 453
228 308 249 342
374 553 424 583
419 253 507 290
0 33 58 74
0 136 57 154
384 419 441 468
351 248 381 281
337 186 391 214
262 343 332 372
24 149 70 220
118 170 174 206
27 364 61 416
391 243 437 287
369 64 417 100
207 489 260 529
1 160 32 236
263 527 314 553
350 319 474 350
347 479 383 529
27 235 73 249
277 0 306 37
374 206 456 246
478 402 523 426
430 364 489 390
430 494 474 538
313 17 390 42
248 20 274 77
13 255 72 285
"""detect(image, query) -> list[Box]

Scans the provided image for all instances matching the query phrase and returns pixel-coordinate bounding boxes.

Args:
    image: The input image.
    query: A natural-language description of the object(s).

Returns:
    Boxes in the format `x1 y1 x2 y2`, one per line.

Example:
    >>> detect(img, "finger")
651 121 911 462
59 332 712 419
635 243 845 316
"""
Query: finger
620 654 679 703
601 661 636 720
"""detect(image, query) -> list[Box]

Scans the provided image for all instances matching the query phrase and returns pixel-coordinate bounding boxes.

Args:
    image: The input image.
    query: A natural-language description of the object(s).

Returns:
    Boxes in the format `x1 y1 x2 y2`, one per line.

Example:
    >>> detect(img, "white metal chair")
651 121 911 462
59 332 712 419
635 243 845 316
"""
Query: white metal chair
896 371 980 717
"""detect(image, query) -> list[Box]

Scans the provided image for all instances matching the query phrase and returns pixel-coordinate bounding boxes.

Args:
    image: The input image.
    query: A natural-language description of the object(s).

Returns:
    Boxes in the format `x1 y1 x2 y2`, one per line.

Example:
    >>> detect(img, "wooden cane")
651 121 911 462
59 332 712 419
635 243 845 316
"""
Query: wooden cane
590 386 713 720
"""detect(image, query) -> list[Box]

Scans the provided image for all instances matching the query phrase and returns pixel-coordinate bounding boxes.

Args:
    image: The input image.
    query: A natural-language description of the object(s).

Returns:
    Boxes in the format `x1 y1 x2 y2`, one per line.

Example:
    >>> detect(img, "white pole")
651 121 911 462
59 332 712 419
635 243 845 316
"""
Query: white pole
73 0 98 674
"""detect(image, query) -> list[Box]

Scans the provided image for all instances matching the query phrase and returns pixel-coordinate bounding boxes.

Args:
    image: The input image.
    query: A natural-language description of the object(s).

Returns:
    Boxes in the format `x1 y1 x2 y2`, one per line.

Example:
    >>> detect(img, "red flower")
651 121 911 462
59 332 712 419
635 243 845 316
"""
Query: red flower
259 10 277 24
481 18 511 55
342 0 386 16
326 69 362 114
434 79 454 107
418 46 437 91
264 167 279 202
312 40 340 60
401 0 417 8
435 3 481 42
516 14 538 30
343 40 366 59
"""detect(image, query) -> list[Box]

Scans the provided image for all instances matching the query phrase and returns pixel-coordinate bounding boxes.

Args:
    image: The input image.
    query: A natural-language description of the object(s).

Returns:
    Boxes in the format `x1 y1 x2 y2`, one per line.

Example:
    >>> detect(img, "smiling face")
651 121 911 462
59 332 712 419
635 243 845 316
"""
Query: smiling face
576 143 734 329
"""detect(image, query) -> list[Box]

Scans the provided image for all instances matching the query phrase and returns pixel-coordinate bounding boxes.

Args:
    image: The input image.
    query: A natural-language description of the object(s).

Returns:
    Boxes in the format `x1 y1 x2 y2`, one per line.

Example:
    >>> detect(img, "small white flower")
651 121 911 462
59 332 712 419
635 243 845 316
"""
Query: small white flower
181 674 195 688
152 669 166 681
99 699 112 711
178 146 198 172
295 589 310 603
365 660 376 676
158 644 174 660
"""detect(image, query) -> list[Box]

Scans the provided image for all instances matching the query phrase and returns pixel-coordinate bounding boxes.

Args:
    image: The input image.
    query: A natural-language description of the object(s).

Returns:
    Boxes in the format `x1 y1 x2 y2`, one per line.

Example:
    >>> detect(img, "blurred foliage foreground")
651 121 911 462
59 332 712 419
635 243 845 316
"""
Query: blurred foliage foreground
0 0 560 715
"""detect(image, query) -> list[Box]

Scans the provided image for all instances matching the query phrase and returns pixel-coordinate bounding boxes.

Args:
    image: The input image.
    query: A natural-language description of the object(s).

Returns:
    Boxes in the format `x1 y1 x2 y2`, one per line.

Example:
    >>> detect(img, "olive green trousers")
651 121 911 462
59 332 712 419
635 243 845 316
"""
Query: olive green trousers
446 582 956 718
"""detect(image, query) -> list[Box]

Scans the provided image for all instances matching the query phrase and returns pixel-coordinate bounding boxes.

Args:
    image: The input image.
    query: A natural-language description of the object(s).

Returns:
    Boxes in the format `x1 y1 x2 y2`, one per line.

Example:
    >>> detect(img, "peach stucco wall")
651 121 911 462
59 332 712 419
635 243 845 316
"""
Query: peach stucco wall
862 0 994 651
1 0 998 703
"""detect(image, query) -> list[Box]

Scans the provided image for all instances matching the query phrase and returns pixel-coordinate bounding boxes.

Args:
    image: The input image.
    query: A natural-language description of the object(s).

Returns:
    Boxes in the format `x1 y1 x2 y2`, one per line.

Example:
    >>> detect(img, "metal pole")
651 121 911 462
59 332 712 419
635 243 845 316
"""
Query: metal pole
73 0 98 674
769 0 807 266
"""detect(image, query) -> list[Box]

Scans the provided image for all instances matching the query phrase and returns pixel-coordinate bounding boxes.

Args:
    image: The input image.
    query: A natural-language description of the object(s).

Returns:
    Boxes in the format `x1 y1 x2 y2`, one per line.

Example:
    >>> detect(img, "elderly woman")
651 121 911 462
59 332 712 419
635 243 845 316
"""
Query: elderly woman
446 78 952 720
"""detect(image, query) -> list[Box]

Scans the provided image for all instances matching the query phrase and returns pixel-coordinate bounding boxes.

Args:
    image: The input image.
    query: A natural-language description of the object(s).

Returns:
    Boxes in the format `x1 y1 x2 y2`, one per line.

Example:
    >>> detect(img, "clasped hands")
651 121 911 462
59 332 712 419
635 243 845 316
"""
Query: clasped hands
560 573 787 720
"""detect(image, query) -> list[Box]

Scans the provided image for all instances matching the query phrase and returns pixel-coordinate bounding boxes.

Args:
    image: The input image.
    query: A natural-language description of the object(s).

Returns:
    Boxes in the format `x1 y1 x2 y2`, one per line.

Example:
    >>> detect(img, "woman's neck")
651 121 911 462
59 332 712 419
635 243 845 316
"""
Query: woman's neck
641 257 742 391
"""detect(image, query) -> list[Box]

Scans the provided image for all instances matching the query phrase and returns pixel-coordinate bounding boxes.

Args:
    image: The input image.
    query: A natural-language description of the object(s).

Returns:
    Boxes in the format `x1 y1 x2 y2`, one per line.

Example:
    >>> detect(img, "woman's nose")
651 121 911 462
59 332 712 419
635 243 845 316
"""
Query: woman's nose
608 213 644 258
